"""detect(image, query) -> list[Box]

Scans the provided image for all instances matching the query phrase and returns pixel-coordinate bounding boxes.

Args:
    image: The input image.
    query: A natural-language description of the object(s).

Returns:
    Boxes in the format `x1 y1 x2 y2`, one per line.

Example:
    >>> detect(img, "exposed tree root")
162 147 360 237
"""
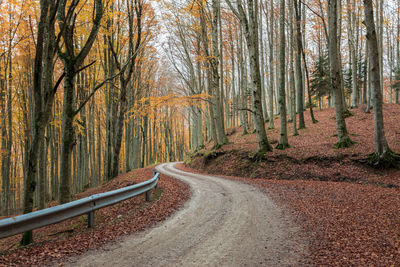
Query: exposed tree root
252 142 273 160
364 150 400 169
250 151 267 161
334 136 355 149
275 143 291 150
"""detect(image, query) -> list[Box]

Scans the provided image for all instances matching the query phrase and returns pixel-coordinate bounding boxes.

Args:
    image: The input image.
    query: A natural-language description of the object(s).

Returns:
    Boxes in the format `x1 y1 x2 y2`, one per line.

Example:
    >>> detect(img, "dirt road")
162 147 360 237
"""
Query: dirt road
67 162 308 266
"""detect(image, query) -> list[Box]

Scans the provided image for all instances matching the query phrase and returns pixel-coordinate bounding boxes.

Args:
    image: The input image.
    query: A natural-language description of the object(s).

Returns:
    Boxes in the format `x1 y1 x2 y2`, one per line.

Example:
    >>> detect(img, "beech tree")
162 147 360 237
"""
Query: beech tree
294 0 305 129
276 0 289 149
363 0 400 167
327 0 353 148
226 0 272 155
21 0 61 246
57 0 103 204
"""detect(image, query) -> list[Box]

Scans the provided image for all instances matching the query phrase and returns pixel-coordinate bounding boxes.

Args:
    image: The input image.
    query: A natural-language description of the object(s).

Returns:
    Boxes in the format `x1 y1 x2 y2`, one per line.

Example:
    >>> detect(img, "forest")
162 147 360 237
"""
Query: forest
0 0 399 251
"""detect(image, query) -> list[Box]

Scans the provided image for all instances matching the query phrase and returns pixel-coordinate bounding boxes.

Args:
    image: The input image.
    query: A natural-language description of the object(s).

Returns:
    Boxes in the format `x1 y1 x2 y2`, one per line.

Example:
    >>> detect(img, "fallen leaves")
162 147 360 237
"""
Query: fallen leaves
182 104 400 265
0 166 190 266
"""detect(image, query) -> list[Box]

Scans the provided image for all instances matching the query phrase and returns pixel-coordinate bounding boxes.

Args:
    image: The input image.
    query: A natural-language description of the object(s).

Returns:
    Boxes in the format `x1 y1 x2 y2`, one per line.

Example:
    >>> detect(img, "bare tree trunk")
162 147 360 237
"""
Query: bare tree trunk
259 0 269 122
210 0 228 145
267 0 275 129
364 0 399 167
226 0 272 154
328 0 353 148
294 0 305 129
277 0 289 149
289 0 298 136
238 25 249 134
58 0 103 203
348 0 359 108
21 0 61 245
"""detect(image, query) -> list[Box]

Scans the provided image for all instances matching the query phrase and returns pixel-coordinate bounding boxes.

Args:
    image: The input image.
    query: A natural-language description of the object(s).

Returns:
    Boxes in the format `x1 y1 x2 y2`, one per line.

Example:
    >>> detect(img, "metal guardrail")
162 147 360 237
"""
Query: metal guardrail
0 172 160 239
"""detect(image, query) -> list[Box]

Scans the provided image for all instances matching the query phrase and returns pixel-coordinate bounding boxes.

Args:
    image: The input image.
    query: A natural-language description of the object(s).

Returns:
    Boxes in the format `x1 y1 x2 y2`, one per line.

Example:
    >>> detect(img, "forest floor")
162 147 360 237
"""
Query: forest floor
184 104 400 265
0 166 190 266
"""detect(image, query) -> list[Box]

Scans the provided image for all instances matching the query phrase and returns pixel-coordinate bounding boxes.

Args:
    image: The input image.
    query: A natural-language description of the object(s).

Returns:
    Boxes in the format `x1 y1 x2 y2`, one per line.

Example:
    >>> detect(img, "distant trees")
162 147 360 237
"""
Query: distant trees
310 53 331 106
391 65 400 104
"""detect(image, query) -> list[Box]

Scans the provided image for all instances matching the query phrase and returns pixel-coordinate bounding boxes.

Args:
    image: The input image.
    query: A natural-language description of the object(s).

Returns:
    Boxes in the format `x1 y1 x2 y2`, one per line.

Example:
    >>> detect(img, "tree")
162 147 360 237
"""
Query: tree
294 0 305 129
276 0 289 149
390 64 400 104
109 0 145 180
225 0 272 155
363 0 400 167
327 0 353 148
310 53 331 100
288 0 298 136
208 0 228 147
266 0 275 129
21 0 61 245
57 0 103 204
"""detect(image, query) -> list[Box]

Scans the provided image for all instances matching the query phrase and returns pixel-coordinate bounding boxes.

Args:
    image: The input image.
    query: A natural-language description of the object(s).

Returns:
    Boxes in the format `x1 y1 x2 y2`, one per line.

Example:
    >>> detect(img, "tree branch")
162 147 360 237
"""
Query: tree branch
52 61 96 95
236 108 256 114
73 56 133 116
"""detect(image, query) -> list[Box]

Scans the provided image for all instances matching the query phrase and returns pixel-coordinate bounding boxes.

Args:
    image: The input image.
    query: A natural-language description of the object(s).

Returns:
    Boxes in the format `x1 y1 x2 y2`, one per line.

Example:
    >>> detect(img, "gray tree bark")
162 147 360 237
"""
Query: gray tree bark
226 0 272 154
364 0 399 166
294 0 305 129
328 0 353 148
21 0 61 245
276 0 289 149
289 0 298 136
58 0 103 203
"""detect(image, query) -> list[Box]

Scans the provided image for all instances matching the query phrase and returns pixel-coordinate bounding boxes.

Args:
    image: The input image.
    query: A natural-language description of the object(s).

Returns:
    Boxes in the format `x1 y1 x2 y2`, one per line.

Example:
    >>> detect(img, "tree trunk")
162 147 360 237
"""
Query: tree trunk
59 66 75 204
364 0 398 167
277 0 289 149
294 0 305 129
328 0 353 148
240 0 272 153
289 0 298 136
267 0 275 129
21 0 60 245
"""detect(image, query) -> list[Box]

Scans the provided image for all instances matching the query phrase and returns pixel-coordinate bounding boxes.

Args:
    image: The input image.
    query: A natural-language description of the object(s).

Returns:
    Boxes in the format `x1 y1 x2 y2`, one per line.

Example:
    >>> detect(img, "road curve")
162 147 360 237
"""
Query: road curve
68 162 308 266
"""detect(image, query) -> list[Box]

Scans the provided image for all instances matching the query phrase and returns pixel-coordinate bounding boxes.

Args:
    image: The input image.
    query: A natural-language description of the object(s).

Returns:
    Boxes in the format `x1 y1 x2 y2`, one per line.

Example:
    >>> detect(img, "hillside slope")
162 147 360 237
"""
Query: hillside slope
184 104 400 265
0 166 190 266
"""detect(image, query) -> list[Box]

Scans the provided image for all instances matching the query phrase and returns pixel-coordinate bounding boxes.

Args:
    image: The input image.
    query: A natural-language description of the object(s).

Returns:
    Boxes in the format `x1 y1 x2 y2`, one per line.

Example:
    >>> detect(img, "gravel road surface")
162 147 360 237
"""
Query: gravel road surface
67 162 308 266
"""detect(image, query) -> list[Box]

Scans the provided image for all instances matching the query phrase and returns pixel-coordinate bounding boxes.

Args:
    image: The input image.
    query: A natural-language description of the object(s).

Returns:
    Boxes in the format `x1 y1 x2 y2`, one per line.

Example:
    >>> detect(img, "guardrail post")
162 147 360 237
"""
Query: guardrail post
145 190 150 201
88 211 94 228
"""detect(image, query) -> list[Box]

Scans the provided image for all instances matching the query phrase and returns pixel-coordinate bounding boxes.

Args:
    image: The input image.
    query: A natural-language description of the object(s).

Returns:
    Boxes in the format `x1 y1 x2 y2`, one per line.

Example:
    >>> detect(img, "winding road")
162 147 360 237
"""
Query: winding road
68 163 308 266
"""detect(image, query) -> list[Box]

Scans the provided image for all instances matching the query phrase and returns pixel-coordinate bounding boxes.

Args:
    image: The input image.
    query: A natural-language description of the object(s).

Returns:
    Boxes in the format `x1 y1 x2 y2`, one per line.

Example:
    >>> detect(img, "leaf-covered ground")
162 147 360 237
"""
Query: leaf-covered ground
184 104 400 265
0 166 190 266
